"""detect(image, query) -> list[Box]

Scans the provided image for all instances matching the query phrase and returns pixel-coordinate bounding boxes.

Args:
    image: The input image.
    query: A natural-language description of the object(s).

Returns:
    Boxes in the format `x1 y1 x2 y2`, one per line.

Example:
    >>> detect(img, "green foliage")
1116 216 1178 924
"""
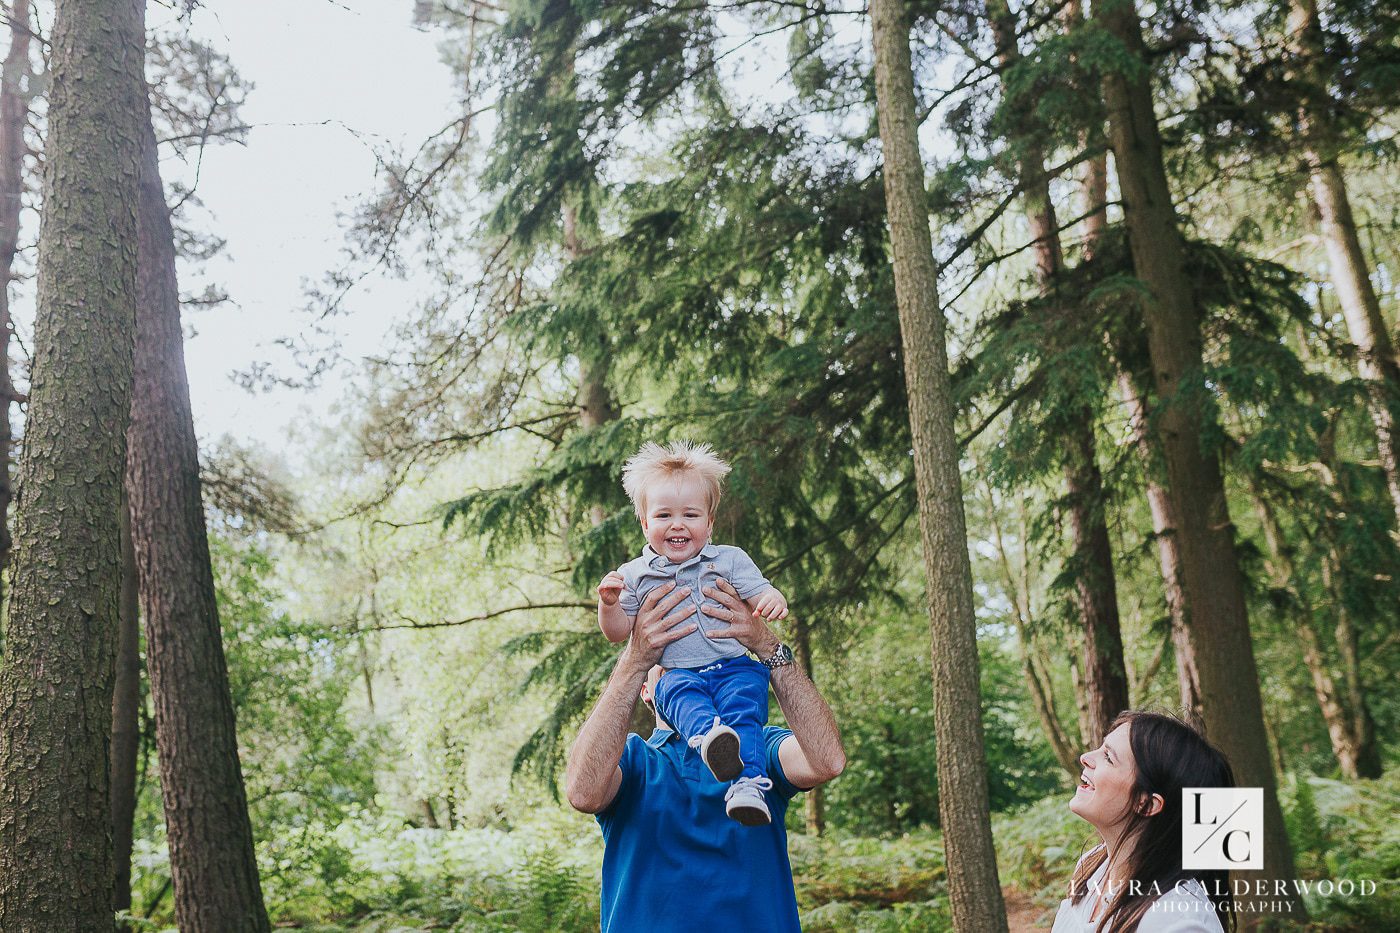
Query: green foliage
790 830 950 931
817 602 1062 835
991 795 1091 904
100 0 1400 929
246 808 604 930
499 629 617 790
1286 772 1400 928
236 769 1399 929
214 535 381 830
1283 773 1328 875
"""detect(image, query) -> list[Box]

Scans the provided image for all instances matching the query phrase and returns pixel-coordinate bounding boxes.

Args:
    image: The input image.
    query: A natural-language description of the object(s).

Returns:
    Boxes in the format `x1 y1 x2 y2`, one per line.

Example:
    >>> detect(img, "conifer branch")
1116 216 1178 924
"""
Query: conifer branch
359 601 596 633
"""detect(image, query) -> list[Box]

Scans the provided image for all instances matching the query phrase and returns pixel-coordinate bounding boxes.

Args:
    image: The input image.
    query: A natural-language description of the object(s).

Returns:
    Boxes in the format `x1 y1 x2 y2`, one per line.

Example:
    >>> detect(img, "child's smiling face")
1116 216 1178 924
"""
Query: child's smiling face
640 473 714 564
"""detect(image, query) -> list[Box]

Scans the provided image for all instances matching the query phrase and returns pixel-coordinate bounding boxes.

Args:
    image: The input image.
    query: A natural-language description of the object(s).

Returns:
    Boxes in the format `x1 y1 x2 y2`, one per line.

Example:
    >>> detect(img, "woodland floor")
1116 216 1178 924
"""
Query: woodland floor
1004 886 1051 932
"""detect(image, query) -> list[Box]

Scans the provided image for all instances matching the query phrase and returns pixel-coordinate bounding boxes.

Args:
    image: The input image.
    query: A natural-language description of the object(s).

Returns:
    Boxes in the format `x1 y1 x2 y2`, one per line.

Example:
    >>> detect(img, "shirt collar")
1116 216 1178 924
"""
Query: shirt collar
646 728 676 748
642 542 720 569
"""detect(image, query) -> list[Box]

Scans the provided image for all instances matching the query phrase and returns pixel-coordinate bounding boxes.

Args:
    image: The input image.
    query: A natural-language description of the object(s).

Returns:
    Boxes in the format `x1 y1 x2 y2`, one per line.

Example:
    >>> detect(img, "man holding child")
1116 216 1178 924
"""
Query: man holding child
565 441 846 932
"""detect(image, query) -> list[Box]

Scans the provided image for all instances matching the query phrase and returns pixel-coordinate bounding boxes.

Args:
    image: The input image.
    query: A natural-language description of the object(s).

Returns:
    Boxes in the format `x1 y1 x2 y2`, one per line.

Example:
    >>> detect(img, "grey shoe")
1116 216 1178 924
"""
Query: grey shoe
689 716 742 783
724 776 775 826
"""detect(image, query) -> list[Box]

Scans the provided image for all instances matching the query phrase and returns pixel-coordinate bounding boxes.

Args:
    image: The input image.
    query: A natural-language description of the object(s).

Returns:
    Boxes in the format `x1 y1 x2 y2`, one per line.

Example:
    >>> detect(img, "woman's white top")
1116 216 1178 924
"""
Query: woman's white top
1051 848 1225 932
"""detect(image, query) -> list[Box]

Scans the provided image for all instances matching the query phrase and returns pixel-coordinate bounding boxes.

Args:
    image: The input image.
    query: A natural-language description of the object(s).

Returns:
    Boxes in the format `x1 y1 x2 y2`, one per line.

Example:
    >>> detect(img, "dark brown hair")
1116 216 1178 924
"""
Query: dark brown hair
1069 711 1237 932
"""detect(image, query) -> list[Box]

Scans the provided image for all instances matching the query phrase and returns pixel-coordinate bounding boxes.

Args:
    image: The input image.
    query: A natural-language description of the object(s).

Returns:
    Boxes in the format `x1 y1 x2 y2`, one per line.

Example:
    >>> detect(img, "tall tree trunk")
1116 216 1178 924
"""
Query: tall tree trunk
126 51 271 931
984 478 1080 776
1319 555 1382 778
564 202 620 526
577 347 616 527
1289 0 1400 531
0 0 32 601
987 0 1128 746
111 497 142 919
1067 0 1200 719
1097 0 1301 910
1118 375 1202 717
1248 486 1347 774
0 0 145 924
870 2 1008 928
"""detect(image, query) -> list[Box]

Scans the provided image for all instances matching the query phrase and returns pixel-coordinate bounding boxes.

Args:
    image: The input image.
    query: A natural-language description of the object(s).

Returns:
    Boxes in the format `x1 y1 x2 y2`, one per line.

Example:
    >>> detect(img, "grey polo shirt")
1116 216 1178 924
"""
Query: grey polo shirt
618 543 773 668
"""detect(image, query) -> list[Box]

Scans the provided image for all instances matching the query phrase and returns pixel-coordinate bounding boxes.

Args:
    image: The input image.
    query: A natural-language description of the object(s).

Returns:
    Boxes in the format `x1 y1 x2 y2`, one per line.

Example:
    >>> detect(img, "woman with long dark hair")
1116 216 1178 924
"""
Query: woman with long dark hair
1052 711 1237 932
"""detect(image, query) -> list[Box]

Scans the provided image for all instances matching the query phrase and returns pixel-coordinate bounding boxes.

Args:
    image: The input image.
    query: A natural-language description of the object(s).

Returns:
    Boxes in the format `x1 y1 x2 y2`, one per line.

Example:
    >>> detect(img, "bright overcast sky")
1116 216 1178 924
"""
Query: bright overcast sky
172 1 456 456
12 3 901 465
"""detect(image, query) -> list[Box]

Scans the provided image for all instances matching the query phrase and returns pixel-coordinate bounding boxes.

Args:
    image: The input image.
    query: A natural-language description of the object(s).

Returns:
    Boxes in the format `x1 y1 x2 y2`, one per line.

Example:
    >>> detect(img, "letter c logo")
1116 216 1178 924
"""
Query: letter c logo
1223 830 1251 863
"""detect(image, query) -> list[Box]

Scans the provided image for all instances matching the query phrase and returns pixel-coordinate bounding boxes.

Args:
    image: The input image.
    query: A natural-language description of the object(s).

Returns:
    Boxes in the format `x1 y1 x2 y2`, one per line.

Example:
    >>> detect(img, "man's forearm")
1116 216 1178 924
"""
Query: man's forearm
770 662 846 781
564 646 649 811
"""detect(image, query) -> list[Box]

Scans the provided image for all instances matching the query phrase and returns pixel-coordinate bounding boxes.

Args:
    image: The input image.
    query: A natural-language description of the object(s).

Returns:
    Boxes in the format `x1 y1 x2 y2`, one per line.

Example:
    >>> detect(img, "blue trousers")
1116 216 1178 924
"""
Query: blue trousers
654 655 770 781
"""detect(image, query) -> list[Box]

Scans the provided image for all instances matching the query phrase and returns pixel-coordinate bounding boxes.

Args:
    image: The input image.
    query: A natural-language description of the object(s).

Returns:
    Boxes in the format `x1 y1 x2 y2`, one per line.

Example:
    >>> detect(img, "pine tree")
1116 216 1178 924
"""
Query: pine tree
1095 0 1302 911
985 0 1128 746
124 23 271 926
0 0 146 924
870 0 1007 928
1287 0 1400 531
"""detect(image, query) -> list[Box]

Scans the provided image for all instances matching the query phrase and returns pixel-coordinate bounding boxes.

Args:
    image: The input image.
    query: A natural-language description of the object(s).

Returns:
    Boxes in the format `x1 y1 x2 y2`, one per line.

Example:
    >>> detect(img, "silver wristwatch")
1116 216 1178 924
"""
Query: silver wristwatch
759 643 795 669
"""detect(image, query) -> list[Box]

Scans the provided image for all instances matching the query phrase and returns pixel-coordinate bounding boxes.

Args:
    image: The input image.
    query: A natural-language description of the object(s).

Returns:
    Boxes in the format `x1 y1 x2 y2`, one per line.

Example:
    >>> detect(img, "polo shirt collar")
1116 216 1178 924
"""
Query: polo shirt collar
642 542 720 570
646 728 676 748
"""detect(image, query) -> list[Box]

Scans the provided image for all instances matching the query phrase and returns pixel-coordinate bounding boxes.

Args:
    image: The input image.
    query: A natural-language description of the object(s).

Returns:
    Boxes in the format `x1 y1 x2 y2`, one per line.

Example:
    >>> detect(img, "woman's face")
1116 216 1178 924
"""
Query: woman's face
1070 722 1142 832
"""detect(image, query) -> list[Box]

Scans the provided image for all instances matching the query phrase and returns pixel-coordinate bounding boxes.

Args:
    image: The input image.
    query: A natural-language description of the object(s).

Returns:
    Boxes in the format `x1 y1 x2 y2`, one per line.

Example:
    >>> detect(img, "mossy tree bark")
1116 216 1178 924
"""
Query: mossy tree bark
1096 0 1301 911
0 0 145 926
870 1 1008 928
125 46 271 931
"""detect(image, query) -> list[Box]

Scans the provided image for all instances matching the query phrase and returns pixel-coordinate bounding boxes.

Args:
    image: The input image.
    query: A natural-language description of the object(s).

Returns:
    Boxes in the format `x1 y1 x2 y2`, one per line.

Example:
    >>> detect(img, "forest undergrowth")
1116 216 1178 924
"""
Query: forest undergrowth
121 769 1399 932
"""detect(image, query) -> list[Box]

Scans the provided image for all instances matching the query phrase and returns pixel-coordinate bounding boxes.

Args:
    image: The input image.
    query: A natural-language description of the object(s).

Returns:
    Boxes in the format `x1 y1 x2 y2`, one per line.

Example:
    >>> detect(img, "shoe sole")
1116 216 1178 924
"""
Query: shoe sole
726 803 772 826
703 732 743 782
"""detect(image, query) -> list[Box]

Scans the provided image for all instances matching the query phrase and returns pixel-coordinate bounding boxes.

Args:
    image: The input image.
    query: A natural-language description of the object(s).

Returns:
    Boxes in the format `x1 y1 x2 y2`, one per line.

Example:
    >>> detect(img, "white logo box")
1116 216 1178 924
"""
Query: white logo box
1182 787 1263 870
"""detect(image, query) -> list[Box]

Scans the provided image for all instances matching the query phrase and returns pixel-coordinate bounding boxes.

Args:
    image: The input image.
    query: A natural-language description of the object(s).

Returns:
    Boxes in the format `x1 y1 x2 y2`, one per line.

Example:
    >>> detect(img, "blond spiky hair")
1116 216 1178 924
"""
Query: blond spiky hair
622 441 731 519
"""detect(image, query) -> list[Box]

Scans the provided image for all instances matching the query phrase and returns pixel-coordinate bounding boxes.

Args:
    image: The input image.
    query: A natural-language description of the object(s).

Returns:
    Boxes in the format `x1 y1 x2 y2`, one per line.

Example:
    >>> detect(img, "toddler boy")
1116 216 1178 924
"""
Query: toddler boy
596 441 788 825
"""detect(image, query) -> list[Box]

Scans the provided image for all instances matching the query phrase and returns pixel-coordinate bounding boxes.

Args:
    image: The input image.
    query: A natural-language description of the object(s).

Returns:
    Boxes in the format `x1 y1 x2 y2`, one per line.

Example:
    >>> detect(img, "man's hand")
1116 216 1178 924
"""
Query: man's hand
751 587 789 621
626 581 699 668
700 578 781 658
596 570 625 607
569 581 698 814
704 578 845 789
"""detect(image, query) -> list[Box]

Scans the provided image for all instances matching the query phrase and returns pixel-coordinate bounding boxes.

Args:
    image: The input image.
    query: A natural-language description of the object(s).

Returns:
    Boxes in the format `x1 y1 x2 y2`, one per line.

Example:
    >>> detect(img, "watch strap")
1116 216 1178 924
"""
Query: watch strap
760 643 795 669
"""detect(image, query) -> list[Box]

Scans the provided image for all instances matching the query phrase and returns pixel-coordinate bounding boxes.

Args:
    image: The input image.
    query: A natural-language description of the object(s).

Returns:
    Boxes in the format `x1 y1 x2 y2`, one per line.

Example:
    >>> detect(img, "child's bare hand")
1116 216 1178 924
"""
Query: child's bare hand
596 571 625 607
752 588 789 621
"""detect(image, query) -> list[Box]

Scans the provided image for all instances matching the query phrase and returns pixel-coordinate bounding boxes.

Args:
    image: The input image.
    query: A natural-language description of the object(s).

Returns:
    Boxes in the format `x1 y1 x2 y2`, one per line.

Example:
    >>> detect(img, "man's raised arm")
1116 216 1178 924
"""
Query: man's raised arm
701 580 846 790
564 582 697 813
769 653 846 789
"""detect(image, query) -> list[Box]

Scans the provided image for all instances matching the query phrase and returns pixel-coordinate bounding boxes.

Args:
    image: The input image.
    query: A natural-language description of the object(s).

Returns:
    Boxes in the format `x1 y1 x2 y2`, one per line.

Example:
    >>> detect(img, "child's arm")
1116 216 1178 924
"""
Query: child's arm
724 547 786 620
747 585 789 621
597 571 635 643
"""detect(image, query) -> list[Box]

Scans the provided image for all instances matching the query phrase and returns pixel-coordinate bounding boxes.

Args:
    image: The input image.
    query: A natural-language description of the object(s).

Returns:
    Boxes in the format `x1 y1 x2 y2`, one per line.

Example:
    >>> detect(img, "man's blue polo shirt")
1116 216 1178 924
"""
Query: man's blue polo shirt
596 726 804 932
